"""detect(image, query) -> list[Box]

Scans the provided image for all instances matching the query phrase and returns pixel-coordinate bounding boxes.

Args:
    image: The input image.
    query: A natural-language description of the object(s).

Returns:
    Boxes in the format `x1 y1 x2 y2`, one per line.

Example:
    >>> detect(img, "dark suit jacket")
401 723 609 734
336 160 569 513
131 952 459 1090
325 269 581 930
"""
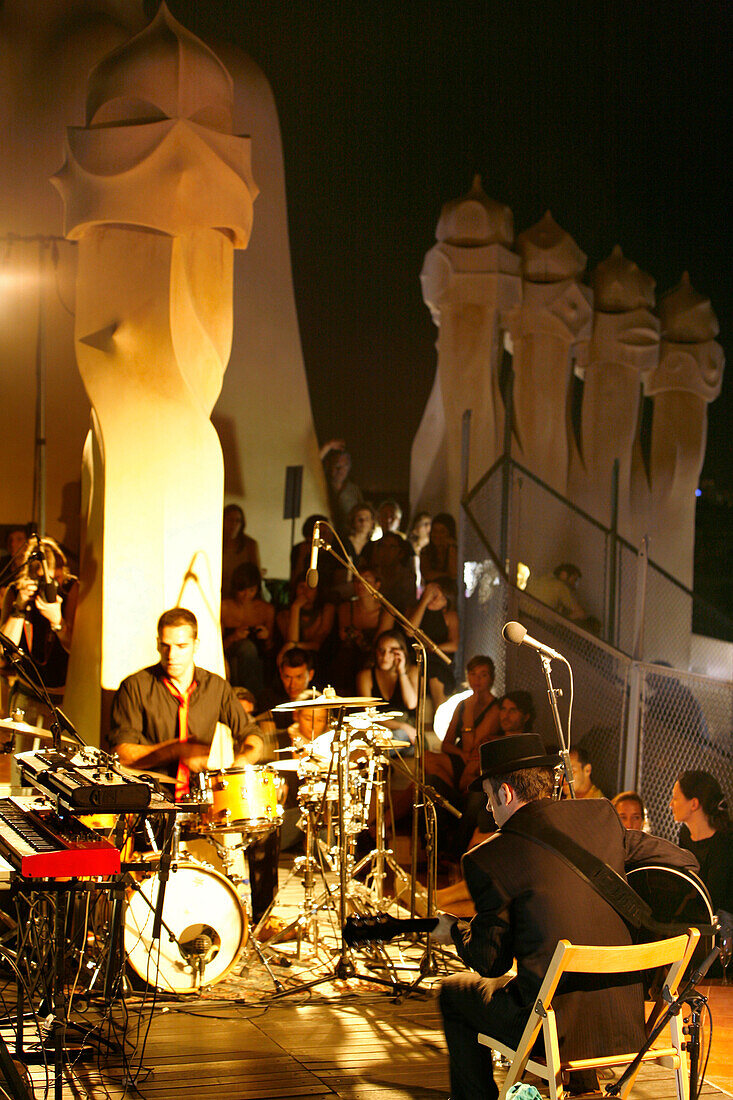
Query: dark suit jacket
451 797 698 1059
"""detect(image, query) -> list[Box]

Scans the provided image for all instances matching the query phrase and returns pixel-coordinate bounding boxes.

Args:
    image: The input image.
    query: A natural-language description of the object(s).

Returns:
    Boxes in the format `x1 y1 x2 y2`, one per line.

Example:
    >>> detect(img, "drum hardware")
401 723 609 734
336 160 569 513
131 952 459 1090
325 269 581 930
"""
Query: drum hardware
272 689 383 711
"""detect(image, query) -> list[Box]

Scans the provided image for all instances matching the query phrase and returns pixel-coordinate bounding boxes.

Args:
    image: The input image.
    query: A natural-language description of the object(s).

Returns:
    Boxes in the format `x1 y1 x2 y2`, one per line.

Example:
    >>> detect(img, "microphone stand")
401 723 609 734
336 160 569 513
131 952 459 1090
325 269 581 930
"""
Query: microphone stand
538 653 576 798
605 939 720 1099
0 629 85 752
308 523 453 970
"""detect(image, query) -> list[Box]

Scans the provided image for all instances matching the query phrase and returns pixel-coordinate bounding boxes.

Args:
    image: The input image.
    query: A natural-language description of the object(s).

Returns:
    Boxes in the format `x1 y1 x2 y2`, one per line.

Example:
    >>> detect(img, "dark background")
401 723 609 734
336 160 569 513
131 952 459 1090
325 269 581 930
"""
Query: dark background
158 1 731 610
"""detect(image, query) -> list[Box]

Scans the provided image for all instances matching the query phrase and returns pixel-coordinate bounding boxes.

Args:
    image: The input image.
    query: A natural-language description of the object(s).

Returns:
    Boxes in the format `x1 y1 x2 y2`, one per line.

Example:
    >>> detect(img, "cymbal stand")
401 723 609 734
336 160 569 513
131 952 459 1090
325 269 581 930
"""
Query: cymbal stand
304 523 451 934
351 737 409 906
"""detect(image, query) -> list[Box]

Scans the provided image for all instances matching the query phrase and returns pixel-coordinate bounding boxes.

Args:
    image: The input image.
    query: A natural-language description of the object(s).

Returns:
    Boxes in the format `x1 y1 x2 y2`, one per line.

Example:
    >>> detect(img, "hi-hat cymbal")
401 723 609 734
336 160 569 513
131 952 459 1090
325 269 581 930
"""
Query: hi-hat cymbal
273 694 382 712
0 717 76 745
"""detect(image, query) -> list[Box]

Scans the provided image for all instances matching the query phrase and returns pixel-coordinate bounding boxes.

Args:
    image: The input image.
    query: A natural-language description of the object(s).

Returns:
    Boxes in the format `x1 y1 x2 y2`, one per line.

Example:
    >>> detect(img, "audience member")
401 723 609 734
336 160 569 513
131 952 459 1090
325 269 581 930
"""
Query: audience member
671 770 732 919
365 530 417 613
221 563 275 694
375 500 404 539
408 511 432 557
0 536 78 722
257 647 317 734
409 579 458 710
567 745 605 799
425 656 500 794
320 440 363 534
0 525 28 598
356 631 418 747
497 691 535 734
408 510 431 593
276 573 336 677
332 569 393 694
612 789 647 831
419 512 457 585
527 562 600 634
221 504 261 598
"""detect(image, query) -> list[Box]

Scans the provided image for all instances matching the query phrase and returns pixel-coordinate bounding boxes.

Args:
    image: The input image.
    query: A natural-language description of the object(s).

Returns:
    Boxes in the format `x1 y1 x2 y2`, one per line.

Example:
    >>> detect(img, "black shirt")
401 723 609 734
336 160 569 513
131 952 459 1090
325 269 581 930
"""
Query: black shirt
109 663 260 769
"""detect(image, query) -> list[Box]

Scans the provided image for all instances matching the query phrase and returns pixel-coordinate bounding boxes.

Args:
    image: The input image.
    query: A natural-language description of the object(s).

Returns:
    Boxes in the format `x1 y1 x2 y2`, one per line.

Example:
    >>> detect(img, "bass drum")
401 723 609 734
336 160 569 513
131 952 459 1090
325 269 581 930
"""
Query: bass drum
124 861 247 994
626 864 715 975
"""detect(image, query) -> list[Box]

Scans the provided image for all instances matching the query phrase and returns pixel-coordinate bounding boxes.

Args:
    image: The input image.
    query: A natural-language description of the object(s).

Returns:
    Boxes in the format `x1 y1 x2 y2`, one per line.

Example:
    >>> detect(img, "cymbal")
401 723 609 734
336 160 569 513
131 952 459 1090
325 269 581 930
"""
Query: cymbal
0 717 76 745
273 694 383 712
267 759 301 771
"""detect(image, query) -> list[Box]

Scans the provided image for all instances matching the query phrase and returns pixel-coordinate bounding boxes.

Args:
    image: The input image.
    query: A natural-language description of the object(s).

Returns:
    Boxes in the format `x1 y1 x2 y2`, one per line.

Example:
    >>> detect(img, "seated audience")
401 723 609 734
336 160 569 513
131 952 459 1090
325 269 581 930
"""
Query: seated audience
408 510 431 592
671 770 732 920
375 500 404 539
526 561 600 634
221 504 261 598
257 647 317 734
419 512 457 585
497 690 535 735
424 656 500 794
365 530 417 613
566 744 605 799
276 573 336 677
356 631 418 748
0 525 28 599
221 563 275 694
1 536 78 723
409 579 458 710
612 789 647 831
332 568 393 694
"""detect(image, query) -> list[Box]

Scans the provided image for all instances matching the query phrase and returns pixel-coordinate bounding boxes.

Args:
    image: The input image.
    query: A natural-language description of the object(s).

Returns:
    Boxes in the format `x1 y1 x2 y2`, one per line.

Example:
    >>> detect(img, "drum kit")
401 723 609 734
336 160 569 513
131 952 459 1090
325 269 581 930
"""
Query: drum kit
119 690 418 994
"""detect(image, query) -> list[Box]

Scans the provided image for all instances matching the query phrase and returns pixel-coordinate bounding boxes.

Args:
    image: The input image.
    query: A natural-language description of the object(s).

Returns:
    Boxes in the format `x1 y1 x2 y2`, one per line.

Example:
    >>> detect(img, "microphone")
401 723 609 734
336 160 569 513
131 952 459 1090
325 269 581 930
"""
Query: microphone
502 621 563 661
30 535 58 603
306 520 321 589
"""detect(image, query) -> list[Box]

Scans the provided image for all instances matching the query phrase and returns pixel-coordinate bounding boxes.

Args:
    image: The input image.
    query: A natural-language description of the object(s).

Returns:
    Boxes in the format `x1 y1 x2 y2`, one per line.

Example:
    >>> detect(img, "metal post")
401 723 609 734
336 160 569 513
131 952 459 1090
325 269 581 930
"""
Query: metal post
457 409 471 673
606 458 619 646
499 358 514 571
622 537 650 791
32 241 47 535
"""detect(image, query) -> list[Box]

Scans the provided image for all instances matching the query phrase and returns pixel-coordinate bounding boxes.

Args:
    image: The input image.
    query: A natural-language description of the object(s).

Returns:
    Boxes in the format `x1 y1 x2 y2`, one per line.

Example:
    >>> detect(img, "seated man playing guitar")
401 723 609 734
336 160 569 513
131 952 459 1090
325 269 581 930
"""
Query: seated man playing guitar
431 735 699 1100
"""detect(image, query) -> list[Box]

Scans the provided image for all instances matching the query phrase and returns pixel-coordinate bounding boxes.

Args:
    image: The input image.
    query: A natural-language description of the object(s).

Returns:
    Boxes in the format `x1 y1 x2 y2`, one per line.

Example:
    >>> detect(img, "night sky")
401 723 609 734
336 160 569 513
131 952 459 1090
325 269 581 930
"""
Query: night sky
165 0 731 503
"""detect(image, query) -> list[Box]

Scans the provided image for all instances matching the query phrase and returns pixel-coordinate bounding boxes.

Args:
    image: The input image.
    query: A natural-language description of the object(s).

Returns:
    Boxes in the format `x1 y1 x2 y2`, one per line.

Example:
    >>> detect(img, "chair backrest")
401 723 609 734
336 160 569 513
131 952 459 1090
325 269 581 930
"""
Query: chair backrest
537 928 700 1010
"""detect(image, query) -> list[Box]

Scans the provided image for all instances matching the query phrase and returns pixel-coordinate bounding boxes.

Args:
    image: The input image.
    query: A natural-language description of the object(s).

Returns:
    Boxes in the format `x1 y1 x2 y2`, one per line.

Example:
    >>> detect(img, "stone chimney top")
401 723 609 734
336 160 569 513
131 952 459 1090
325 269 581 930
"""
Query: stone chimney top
86 2 234 132
436 175 514 247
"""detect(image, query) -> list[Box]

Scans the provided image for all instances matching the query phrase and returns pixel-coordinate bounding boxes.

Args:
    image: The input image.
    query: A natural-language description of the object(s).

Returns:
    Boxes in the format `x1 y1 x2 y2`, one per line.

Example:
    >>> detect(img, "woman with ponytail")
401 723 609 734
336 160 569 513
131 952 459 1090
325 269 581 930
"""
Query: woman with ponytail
670 769 733 917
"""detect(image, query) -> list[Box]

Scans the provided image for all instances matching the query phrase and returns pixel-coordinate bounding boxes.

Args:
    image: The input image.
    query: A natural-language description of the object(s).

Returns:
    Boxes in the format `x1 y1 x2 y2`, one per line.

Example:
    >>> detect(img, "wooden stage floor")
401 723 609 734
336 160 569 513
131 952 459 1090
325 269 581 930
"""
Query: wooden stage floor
9 856 733 1100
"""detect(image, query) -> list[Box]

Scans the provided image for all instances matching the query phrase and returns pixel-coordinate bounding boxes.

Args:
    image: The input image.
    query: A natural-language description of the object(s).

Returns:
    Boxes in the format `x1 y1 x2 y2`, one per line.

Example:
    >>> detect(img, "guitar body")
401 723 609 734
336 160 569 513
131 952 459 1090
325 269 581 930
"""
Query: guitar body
626 864 715 976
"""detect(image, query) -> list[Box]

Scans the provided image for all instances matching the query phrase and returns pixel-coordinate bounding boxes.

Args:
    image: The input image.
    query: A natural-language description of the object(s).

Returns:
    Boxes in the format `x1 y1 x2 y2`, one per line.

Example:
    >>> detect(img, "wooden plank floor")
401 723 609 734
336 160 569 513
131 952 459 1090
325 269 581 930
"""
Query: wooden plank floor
4 854 732 1099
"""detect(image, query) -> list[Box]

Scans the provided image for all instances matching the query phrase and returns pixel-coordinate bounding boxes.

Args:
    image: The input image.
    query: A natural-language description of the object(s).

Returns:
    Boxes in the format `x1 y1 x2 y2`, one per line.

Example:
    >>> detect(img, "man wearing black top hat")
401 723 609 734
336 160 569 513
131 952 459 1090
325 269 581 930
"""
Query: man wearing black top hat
434 734 698 1100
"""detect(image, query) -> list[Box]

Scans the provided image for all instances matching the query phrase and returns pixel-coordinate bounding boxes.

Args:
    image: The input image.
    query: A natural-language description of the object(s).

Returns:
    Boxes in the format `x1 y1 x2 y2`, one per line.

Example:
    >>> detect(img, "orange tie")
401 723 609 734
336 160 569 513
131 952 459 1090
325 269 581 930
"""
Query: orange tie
163 677 197 801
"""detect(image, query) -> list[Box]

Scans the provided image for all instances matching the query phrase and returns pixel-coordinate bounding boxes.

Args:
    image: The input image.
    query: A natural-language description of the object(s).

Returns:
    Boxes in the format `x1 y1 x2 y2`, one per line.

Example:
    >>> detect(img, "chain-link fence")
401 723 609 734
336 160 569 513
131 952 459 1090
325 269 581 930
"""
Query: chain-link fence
459 455 733 836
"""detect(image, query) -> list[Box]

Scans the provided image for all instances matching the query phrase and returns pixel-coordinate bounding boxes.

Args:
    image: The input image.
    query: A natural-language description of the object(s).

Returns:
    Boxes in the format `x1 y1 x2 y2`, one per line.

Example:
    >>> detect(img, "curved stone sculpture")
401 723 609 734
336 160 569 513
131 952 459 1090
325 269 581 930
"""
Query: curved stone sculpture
503 212 593 494
570 245 660 527
412 176 521 513
54 4 258 734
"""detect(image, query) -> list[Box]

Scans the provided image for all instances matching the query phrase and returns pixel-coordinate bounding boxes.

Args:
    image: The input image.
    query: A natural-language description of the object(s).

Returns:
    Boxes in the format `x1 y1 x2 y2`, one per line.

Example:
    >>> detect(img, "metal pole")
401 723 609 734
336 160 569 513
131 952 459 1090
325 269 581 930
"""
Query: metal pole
33 241 47 535
457 409 471 673
606 458 620 646
623 537 650 791
499 359 514 571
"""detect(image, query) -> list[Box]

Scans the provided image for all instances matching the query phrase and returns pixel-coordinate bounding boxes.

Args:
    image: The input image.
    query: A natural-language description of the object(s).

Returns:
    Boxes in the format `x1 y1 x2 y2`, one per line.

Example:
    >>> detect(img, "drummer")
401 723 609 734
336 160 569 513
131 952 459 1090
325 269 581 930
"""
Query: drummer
109 607 263 798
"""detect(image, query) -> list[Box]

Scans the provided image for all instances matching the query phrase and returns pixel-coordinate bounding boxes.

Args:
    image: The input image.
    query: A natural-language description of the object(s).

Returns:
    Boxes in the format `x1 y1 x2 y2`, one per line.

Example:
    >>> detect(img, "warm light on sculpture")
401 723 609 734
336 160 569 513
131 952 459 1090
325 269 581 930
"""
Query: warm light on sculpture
55 5 258 737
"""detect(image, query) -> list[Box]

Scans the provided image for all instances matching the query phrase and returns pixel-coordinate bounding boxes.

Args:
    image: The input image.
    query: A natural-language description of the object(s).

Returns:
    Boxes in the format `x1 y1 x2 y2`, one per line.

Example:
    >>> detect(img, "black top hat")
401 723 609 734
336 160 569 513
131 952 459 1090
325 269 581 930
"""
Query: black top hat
469 733 560 791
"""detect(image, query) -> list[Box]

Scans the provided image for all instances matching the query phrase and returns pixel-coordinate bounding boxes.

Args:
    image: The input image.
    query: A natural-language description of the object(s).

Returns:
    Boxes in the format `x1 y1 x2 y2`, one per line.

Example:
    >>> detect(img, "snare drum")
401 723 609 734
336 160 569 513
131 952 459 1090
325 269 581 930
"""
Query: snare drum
124 861 247 993
200 765 279 833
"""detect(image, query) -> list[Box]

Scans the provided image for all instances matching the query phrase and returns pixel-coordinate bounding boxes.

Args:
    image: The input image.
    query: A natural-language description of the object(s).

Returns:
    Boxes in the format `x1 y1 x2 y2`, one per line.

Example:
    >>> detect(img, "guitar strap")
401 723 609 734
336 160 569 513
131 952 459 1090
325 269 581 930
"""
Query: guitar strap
501 815 707 937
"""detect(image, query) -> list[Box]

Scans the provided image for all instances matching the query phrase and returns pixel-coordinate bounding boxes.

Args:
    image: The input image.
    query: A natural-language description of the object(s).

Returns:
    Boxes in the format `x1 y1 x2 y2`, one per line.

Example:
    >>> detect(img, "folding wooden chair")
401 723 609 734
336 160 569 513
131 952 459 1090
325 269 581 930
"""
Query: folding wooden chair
478 927 700 1100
